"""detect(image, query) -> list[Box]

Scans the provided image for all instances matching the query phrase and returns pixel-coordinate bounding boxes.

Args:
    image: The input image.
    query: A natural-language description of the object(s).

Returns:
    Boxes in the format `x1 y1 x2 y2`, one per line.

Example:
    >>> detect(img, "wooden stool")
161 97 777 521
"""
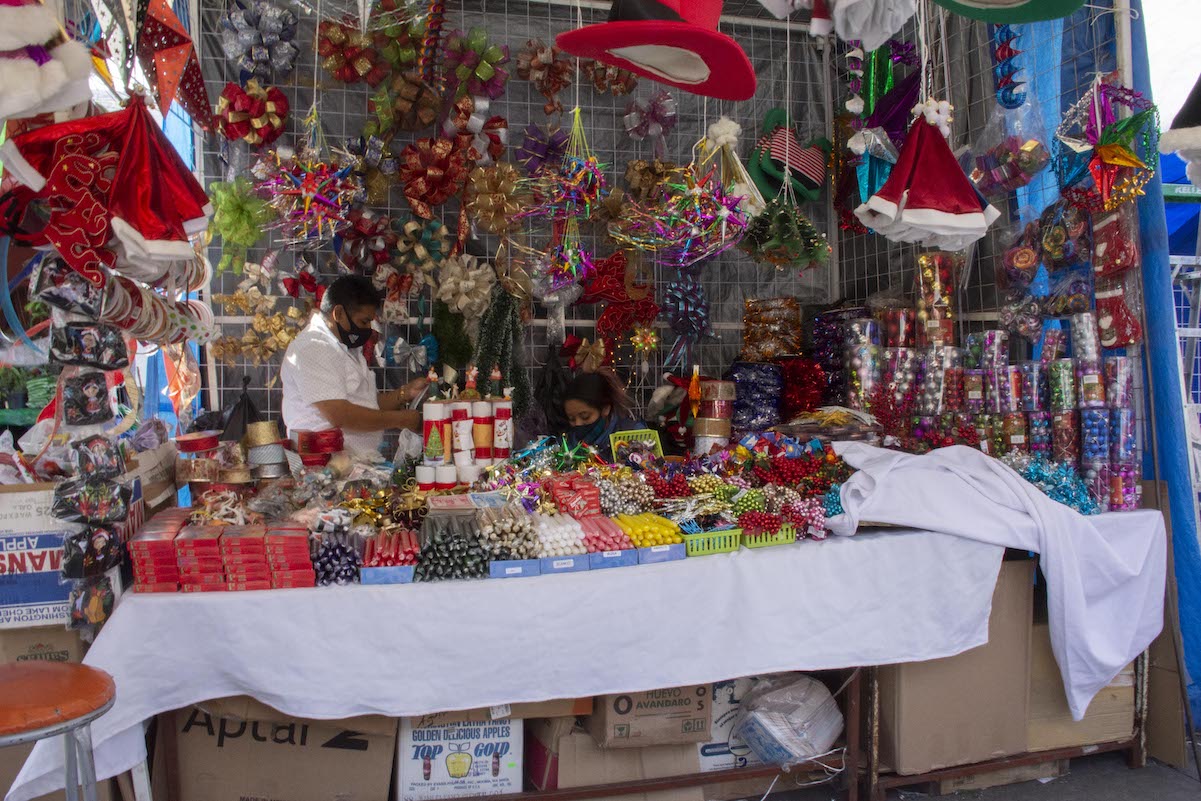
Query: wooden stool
0 662 115 801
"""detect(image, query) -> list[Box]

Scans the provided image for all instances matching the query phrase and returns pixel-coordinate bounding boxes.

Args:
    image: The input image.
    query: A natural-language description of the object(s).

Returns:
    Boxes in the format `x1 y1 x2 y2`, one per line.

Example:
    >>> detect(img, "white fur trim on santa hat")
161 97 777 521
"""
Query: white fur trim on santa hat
183 203 215 235
0 3 61 50
0 55 68 122
110 217 197 264
0 138 46 190
1160 127 1201 155
22 40 92 117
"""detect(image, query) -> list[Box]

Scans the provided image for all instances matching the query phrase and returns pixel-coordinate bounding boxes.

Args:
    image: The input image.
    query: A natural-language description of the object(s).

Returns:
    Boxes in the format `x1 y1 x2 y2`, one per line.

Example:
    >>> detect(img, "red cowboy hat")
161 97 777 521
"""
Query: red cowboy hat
556 0 756 101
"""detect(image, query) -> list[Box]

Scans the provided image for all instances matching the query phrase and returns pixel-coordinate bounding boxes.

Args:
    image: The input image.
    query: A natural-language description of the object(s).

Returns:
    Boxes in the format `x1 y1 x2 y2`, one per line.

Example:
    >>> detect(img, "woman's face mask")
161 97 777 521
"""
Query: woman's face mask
568 417 609 446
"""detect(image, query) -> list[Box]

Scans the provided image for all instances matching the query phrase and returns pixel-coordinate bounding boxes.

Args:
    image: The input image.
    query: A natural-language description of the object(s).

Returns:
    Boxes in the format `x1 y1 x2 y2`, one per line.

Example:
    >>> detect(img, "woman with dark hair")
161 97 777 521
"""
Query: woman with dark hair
563 371 643 460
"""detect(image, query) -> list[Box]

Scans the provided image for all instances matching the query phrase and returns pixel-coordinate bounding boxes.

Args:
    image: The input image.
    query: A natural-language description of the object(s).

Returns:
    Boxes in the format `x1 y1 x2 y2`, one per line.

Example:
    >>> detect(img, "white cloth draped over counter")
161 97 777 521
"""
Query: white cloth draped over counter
829 442 1167 721
9 528 1005 801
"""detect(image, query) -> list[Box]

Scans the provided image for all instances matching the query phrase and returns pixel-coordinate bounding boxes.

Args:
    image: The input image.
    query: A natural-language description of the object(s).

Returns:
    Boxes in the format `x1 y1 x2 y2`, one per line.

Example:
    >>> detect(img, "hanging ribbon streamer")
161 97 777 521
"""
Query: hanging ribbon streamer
662 274 711 370
991 24 1026 109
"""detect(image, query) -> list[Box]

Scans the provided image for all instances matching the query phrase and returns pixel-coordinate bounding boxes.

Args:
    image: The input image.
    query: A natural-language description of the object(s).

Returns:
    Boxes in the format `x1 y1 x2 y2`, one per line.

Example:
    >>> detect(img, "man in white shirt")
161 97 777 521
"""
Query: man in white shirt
281 275 424 455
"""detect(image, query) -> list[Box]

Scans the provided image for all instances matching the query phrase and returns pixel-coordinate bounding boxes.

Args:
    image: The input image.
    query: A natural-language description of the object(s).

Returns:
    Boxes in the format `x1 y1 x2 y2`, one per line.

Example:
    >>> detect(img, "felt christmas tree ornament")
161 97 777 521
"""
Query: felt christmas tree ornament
555 0 756 101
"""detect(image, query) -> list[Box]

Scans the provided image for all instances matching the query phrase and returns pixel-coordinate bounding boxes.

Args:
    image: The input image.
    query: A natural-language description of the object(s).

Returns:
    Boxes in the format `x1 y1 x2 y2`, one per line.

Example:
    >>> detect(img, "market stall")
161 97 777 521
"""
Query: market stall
0 0 1184 799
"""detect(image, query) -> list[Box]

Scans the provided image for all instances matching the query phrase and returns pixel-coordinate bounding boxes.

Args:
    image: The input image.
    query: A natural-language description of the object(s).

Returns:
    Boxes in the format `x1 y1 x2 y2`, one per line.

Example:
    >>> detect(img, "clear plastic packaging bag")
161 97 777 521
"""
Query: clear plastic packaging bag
741 298 803 361
1090 204 1141 280
731 674 844 769
1095 274 1143 349
914 252 961 347
969 102 1051 197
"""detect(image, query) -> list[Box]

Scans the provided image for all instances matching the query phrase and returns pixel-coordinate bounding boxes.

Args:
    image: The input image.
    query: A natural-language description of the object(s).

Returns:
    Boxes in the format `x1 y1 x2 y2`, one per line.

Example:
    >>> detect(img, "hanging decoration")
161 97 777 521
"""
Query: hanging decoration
1056 78 1159 212
577 251 659 348
345 135 400 206
624 159 678 203
219 0 299 82
466 164 532 235
2 94 212 286
542 219 595 290
608 163 747 268
395 217 450 291
855 100 1000 250
317 20 390 85
335 210 397 273
494 239 533 304
991 24 1025 109
443 27 511 100
631 325 659 374
209 177 272 274
623 91 678 160
136 0 214 128
516 108 607 221
398 137 471 219
699 116 765 218
515 124 570 176
582 59 638 96
748 109 830 203
216 80 289 146
374 265 413 322
441 95 509 166
844 43 865 115
740 197 830 270
516 39 574 115
662 273 711 370
436 254 497 322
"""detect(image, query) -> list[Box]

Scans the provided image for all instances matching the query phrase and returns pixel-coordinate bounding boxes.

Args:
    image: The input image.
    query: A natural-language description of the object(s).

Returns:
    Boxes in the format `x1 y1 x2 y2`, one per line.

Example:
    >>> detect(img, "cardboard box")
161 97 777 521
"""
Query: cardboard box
879 559 1034 775
697 679 761 772
1027 621 1134 751
396 717 522 801
414 697 592 728
527 717 703 801
0 485 83 629
167 705 397 801
588 685 713 748
0 625 84 663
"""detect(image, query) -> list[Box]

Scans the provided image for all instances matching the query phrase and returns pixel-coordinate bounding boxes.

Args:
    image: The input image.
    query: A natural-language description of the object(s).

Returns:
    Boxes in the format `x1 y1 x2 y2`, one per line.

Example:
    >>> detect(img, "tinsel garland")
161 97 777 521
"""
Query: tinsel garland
473 285 532 419
1001 453 1100 515
775 356 825 422
208 177 272 274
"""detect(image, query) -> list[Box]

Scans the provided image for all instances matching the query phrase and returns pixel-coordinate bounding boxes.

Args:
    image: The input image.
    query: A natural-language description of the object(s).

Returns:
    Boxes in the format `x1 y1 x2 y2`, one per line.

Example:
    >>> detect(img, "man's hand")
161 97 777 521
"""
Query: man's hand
379 376 432 411
314 400 422 433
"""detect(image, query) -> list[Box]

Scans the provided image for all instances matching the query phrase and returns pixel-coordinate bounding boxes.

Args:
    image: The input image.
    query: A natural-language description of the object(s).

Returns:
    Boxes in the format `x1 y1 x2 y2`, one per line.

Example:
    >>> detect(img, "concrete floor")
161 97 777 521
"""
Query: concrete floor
777 751 1201 801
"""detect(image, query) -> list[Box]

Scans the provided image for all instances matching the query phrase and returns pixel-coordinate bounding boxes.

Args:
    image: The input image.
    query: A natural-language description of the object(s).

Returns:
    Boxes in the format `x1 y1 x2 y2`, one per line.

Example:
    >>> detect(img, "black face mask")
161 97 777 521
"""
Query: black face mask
334 313 373 349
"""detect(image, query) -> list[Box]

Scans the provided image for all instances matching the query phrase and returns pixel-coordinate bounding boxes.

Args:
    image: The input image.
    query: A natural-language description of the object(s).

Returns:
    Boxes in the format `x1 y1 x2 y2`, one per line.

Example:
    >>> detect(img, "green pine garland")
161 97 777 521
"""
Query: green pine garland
473 286 531 418
432 300 473 370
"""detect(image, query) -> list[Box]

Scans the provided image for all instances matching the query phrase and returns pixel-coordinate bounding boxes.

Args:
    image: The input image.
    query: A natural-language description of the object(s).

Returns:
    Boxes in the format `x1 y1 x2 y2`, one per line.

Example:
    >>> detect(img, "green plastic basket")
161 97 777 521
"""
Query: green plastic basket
742 525 797 549
682 527 741 556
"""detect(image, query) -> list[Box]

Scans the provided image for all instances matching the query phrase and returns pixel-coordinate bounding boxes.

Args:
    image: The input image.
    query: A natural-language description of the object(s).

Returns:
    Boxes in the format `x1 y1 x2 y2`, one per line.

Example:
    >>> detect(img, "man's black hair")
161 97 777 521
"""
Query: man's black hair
321 274 381 315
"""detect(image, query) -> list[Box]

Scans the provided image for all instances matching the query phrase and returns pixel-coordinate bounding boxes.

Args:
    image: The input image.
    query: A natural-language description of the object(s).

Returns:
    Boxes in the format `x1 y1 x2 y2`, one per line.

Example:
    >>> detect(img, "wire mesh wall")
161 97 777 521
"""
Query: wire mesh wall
199 0 837 419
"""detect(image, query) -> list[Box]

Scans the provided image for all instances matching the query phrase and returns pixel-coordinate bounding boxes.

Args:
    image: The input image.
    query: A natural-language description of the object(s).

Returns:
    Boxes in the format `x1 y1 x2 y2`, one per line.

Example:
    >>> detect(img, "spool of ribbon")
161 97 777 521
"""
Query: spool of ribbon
441 95 508 166
466 164 530 234
624 91 677 160
662 275 711 369
297 428 345 454
399 138 471 219
516 39 574 115
219 0 298 82
216 80 288 146
516 123 569 176
443 27 510 100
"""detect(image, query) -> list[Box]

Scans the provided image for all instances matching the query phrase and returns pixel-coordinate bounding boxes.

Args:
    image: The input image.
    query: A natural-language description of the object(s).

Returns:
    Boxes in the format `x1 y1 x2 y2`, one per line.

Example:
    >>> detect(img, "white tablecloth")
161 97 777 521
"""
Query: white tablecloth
10 529 1004 801
831 443 1167 721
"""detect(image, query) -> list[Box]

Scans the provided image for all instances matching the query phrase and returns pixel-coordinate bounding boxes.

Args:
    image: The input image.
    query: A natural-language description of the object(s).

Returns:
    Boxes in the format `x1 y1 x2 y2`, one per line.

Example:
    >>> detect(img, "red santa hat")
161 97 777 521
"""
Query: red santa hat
855 99 999 251
0 95 212 285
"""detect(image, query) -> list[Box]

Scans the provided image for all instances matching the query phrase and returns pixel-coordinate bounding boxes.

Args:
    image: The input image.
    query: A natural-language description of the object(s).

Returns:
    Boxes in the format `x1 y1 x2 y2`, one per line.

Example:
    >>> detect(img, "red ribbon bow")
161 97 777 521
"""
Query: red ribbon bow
282 271 323 304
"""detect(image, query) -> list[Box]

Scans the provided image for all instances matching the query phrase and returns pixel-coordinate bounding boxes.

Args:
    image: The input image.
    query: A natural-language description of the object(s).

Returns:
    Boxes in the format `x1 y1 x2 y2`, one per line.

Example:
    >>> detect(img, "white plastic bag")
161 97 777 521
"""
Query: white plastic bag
731 674 844 769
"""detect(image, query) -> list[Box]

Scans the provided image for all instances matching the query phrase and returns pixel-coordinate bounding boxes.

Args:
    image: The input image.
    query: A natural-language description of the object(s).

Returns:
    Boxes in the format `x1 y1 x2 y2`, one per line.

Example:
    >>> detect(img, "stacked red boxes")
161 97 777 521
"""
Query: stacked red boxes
265 525 316 588
176 525 225 592
221 525 271 591
129 524 183 593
